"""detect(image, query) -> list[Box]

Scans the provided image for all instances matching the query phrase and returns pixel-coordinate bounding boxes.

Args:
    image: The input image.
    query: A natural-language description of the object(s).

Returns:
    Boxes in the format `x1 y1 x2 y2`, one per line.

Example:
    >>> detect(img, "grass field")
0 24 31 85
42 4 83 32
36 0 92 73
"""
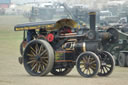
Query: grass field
0 16 28 56
0 15 128 85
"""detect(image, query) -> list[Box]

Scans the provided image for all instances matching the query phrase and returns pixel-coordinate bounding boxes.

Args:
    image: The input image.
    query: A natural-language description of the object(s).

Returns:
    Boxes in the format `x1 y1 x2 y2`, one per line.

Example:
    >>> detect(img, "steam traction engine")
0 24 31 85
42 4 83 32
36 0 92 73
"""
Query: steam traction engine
15 12 115 78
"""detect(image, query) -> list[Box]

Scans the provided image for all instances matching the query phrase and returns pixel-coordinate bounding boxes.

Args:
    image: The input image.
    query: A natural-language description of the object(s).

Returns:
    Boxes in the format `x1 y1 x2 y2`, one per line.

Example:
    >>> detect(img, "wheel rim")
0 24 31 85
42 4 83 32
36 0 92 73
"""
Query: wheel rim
98 51 115 76
51 68 72 76
20 41 24 56
110 45 121 65
76 52 100 77
23 40 54 76
118 53 126 67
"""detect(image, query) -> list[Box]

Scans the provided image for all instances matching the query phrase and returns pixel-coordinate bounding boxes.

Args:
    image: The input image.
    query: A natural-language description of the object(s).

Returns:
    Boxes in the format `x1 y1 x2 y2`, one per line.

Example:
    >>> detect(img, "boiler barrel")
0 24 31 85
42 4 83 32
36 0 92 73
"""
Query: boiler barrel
74 41 102 52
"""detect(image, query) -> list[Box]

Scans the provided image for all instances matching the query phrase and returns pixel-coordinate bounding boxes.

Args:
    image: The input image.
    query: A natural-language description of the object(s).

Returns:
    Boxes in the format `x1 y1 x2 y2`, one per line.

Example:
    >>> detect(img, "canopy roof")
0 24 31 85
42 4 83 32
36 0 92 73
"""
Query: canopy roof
14 19 78 31
14 21 56 31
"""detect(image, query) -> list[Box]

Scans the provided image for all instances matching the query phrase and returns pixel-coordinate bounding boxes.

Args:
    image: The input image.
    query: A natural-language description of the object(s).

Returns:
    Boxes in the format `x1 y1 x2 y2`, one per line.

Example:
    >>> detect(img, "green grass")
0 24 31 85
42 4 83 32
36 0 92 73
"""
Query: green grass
0 15 29 56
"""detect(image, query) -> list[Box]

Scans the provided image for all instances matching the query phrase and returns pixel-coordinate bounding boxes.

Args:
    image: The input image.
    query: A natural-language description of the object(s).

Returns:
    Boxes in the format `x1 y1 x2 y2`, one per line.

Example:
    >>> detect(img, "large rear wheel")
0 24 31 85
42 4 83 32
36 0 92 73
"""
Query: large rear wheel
23 40 54 76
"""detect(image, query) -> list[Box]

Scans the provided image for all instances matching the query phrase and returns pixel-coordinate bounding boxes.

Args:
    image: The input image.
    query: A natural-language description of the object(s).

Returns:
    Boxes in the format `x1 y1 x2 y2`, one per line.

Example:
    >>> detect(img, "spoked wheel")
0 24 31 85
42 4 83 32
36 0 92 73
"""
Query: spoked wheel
51 67 72 76
118 53 126 67
23 40 54 76
98 51 115 76
76 51 100 78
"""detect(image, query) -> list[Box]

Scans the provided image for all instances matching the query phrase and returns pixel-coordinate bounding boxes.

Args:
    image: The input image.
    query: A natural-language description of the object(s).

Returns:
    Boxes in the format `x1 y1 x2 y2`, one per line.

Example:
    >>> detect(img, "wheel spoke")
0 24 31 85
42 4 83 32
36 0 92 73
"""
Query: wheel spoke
88 56 91 62
37 62 41 73
35 43 39 55
27 60 36 64
41 61 47 67
44 59 48 63
86 69 89 75
80 62 85 65
40 64 45 71
90 60 96 65
31 63 38 71
105 65 111 69
29 57 36 60
30 62 36 67
40 50 47 56
35 62 39 72
30 46 36 54
104 66 109 72
38 45 43 55
27 53 34 57
31 50 36 56
41 57 48 59
88 68 91 74
83 57 87 63
80 66 85 69
101 66 105 74
82 68 86 73
90 65 96 70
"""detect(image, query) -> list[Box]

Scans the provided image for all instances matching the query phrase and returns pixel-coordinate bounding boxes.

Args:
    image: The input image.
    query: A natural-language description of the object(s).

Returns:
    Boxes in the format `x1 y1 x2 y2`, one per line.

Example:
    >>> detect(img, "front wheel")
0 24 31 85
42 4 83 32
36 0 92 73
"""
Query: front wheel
97 51 115 76
76 51 100 78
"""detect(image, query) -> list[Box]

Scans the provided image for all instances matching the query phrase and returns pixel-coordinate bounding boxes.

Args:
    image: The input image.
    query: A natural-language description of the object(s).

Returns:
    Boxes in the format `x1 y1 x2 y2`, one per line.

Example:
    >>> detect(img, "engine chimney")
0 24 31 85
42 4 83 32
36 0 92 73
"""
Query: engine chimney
89 12 96 31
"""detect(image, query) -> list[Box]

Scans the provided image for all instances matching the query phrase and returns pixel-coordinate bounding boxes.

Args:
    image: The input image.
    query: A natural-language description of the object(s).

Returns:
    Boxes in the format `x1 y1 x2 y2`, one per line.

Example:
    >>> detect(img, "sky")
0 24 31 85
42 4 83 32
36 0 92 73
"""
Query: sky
11 0 128 8
11 0 109 5
11 0 58 4
11 0 128 3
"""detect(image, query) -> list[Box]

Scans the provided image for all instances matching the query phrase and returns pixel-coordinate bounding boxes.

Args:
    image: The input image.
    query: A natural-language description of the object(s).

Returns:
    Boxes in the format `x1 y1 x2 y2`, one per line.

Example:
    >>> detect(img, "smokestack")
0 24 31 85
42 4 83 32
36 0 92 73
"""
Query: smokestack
89 12 96 31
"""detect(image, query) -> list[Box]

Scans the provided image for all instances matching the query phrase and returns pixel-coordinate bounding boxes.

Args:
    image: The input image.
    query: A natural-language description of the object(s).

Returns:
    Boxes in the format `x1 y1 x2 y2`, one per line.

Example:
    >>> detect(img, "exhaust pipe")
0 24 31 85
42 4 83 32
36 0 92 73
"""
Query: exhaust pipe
89 12 96 31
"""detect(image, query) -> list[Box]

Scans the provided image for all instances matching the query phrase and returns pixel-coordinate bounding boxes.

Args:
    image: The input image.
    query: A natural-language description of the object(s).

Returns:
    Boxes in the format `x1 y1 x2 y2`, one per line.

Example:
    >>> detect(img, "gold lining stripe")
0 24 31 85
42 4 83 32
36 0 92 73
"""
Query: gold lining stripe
15 24 55 31
55 60 73 62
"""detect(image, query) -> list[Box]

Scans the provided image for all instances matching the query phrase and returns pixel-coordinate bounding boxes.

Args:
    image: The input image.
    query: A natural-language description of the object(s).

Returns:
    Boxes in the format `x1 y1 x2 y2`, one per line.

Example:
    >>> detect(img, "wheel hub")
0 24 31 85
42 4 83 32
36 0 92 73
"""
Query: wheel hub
101 62 106 66
35 55 40 61
85 62 90 69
